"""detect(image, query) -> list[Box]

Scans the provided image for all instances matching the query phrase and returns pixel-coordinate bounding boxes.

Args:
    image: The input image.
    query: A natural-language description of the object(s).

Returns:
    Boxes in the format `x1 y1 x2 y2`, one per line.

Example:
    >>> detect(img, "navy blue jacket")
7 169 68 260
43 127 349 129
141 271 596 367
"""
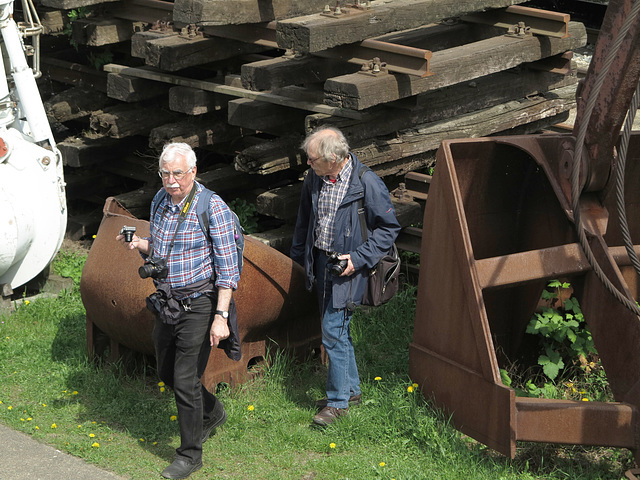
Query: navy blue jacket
290 154 401 309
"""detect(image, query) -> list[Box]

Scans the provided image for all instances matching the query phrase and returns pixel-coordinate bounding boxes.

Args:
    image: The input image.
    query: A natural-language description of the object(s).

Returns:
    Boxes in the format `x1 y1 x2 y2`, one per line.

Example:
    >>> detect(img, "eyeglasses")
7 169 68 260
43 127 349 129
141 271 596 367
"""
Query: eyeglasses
158 167 193 180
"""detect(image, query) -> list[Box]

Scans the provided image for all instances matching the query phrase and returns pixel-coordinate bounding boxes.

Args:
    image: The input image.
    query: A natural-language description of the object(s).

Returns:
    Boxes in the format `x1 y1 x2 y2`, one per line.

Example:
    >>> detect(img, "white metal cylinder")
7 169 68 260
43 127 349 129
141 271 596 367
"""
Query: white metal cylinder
0 128 66 288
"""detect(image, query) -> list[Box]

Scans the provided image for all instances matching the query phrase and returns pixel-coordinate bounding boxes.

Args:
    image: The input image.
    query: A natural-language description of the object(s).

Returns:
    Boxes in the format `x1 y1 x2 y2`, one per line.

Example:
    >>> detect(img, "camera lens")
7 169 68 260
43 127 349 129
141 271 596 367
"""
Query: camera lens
138 264 154 279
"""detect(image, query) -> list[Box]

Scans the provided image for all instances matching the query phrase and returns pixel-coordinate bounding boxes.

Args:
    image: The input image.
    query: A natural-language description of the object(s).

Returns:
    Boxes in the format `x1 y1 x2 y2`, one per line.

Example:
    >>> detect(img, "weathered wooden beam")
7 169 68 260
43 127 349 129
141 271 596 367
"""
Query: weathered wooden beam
90 103 178 138
228 98 308 135
173 0 328 26
103 63 364 119
41 0 118 8
241 55 360 91
308 56 578 143
45 86 113 123
169 85 231 115
351 85 576 166
107 72 171 102
276 0 529 53
58 134 132 168
144 33 267 71
131 30 177 59
324 21 586 110
236 83 576 175
148 112 242 150
108 0 173 24
39 8 67 35
71 17 141 47
41 57 108 93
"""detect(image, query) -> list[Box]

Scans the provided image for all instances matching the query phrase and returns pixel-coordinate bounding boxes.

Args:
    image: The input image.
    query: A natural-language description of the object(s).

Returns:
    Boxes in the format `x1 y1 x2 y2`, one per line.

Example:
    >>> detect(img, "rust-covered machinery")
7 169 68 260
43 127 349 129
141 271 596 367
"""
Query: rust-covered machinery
81 198 320 390
410 0 640 461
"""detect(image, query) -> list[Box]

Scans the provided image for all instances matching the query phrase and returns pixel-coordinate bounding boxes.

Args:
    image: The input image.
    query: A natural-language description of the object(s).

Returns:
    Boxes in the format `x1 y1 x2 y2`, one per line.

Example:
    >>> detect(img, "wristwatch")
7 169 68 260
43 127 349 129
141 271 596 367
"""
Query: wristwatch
215 310 229 319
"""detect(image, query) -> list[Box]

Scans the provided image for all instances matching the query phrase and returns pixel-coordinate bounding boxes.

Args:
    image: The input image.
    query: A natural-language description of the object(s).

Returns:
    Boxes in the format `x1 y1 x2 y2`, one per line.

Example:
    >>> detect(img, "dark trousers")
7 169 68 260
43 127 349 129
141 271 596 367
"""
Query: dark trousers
152 294 219 463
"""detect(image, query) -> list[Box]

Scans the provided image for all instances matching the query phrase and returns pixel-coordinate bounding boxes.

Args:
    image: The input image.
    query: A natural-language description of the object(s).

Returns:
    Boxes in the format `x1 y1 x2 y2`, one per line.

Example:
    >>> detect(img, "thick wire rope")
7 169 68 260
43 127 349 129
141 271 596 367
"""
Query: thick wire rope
615 81 640 277
571 0 640 316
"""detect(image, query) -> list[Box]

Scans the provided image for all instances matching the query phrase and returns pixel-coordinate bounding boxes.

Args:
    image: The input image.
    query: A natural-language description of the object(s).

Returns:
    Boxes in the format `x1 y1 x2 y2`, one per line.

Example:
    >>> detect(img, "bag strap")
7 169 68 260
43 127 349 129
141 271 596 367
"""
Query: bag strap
166 184 198 259
357 165 371 242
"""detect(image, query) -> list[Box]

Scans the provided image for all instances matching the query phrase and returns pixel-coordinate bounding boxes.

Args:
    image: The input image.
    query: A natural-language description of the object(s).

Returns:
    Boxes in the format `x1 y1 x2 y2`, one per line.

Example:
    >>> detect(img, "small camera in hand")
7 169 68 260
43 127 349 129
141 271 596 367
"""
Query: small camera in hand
120 225 136 243
138 257 168 280
327 252 348 277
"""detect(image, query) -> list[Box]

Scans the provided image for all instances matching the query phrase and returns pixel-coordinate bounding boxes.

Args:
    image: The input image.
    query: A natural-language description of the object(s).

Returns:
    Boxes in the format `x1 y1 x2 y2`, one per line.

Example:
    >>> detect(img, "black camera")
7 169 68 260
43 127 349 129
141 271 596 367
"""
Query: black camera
120 225 136 242
138 257 168 280
327 252 348 277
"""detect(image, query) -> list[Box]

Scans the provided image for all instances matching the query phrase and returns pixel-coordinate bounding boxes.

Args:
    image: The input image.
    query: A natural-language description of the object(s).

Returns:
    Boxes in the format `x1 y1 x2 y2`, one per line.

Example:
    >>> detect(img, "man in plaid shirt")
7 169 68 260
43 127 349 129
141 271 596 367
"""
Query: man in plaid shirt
291 127 400 427
117 142 239 479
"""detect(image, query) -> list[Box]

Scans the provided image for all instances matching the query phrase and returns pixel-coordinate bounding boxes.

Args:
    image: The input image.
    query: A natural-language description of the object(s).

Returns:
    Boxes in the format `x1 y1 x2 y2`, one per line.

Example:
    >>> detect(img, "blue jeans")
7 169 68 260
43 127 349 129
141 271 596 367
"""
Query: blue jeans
315 249 361 409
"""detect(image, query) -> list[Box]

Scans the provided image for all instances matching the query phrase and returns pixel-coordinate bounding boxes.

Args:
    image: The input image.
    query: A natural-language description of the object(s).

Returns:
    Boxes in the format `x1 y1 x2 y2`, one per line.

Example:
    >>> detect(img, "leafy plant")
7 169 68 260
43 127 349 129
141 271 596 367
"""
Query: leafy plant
51 250 87 286
62 7 90 48
526 280 596 381
228 198 259 234
87 49 113 71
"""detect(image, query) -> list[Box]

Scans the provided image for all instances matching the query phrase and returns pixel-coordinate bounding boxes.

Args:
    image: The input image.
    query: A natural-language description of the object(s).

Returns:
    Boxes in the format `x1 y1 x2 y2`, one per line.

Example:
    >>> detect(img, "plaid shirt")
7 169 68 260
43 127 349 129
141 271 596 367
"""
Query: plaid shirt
314 156 353 251
148 182 239 295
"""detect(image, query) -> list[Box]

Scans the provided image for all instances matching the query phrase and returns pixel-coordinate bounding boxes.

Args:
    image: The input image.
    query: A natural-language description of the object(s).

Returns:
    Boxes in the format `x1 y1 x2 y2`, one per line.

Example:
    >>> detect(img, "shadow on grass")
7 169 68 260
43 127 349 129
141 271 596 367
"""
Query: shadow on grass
50 310 177 463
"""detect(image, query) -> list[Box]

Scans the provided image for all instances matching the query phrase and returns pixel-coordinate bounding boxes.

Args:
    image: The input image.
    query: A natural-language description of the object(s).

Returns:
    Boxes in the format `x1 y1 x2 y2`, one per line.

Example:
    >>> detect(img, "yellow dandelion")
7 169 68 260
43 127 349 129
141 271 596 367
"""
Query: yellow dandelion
7 406 12 410
51 423 57 429
24 300 30 305
170 415 177 421
91 421 96 424
35 426 39 430
160 387 165 393
0 401 3 404
72 391 78 395
89 433 95 438
92 442 100 448
582 398 590 402
139 438 145 442
27 418 32 421
247 405 254 411
62 390 67 393
20 418 24 422
379 462 386 467
153 442 158 446
407 386 414 393
92 235 97 239
77 425 82 428
412 383 418 388
374 376 382 381
158 382 165 387
329 443 336 449
42 403 47 407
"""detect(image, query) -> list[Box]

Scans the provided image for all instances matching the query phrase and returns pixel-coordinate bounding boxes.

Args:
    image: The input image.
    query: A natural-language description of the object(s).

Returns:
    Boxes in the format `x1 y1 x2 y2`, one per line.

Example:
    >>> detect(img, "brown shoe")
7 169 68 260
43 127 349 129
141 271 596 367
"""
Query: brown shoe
313 406 348 426
316 394 362 409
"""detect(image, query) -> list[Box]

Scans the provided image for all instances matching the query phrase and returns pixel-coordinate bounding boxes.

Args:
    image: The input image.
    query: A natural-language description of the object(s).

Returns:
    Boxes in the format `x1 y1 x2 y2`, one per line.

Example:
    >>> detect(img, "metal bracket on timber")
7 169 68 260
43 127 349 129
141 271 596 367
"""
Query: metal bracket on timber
102 63 363 120
462 5 571 39
318 38 433 77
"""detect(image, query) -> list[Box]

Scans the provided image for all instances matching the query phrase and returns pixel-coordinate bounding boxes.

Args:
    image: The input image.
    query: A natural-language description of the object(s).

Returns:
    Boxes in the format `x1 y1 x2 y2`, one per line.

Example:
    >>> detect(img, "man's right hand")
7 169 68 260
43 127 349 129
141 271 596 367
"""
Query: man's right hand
116 234 150 254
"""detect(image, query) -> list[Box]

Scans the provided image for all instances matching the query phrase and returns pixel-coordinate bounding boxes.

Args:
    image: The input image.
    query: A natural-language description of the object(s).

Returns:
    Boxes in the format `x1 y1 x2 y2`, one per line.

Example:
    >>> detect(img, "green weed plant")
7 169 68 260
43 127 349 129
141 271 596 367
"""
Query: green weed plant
0 253 633 479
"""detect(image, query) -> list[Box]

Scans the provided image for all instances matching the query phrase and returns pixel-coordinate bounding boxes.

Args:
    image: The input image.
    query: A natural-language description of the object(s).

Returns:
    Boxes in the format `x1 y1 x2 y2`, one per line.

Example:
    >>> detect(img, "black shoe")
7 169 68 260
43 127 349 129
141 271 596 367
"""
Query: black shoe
202 402 227 444
161 458 203 479
313 406 348 427
316 394 361 409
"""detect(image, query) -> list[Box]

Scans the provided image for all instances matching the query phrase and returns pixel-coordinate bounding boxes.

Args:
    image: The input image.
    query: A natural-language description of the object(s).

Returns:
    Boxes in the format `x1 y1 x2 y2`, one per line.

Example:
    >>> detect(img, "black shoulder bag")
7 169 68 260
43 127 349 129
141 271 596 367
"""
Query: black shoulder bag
357 166 401 306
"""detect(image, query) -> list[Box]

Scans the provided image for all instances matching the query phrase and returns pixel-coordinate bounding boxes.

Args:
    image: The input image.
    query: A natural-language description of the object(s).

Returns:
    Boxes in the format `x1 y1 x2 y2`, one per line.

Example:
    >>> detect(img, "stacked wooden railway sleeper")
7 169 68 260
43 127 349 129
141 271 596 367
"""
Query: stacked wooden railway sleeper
34 0 586 255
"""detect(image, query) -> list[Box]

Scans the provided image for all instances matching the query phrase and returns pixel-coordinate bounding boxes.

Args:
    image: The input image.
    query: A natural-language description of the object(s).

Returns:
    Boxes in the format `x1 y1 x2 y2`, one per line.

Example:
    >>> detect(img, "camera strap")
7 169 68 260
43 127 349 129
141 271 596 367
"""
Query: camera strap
165 183 198 259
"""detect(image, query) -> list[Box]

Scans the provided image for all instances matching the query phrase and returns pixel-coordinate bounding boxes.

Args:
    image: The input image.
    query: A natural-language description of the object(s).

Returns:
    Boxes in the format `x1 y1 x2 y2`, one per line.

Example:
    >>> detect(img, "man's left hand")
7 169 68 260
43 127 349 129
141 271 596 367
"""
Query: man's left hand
338 254 355 276
210 316 230 347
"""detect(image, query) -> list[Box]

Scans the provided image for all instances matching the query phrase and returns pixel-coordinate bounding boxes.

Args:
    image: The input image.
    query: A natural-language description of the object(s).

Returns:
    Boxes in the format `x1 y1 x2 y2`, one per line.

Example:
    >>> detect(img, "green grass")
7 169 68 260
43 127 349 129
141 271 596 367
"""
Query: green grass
0 249 634 479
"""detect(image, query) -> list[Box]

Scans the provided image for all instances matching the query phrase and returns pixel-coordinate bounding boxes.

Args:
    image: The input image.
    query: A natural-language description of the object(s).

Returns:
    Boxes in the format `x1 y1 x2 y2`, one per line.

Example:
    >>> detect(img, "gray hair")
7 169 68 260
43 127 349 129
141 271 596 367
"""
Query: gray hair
301 126 350 163
159 142 197 170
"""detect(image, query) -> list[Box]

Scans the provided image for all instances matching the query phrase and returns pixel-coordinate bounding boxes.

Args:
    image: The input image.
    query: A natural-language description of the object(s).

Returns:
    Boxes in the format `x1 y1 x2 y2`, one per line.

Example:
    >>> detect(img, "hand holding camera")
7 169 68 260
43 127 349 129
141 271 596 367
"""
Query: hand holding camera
119 225 136 242
327 252 349 277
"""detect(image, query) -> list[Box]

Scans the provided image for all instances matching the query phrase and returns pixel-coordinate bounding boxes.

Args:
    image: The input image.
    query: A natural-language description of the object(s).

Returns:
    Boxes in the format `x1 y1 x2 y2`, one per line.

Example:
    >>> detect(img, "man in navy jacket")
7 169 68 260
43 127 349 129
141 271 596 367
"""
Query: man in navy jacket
291 126 401 426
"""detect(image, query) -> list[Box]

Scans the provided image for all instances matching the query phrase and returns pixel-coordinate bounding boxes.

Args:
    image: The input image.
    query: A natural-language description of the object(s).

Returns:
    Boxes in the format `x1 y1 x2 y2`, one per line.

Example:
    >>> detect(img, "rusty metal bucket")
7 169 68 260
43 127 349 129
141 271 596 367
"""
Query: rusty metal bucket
409 132 640 459
80 197 320 390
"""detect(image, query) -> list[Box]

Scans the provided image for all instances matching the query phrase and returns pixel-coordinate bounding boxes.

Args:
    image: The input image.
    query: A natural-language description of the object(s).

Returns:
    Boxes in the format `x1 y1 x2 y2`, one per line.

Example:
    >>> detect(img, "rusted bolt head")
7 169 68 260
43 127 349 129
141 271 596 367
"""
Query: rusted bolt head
41 156 50 166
